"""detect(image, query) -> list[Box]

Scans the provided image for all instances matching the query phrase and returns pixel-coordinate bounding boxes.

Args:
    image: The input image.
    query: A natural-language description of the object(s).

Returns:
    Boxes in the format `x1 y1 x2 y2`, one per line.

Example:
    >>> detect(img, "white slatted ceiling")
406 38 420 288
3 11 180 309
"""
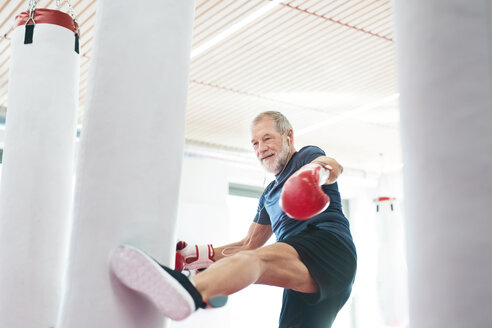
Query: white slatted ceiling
0 0 400 173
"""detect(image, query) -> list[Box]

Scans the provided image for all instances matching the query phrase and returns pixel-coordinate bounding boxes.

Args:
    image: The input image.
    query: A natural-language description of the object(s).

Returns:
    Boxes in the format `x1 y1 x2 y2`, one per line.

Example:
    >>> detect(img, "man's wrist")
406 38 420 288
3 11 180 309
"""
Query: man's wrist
311 161 333 172
310 162 333 185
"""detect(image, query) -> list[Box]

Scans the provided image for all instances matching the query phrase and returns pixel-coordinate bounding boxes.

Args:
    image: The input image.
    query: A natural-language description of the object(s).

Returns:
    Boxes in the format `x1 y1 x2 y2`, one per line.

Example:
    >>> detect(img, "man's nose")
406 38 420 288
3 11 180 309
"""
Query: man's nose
258 141 268 153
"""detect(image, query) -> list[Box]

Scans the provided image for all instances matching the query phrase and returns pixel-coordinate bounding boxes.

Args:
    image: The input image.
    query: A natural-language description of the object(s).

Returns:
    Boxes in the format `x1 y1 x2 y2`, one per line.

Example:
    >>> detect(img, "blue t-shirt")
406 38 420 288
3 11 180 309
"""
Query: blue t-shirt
254 146 355 254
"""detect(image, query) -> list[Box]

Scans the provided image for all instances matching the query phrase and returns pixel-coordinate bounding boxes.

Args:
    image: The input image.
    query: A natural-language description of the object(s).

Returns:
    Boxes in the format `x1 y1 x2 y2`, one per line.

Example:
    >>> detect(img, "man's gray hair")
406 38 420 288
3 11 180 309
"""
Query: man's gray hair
251 111 293 135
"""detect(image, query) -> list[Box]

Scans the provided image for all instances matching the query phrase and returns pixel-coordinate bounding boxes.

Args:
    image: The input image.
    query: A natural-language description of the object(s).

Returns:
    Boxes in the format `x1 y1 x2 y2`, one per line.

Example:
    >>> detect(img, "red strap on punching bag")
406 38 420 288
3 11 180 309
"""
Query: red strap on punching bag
14 9 80 52
14 9 79 34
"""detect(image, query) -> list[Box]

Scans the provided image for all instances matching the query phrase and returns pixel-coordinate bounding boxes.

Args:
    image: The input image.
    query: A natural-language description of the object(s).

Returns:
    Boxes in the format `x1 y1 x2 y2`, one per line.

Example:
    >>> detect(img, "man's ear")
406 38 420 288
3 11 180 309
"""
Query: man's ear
287 130 293 144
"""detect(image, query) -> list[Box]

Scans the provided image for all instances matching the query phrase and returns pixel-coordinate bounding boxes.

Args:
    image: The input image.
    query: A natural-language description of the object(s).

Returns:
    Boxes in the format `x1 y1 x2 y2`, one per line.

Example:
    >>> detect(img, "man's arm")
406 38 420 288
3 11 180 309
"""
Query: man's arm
311 156 343 185
213 222 273 261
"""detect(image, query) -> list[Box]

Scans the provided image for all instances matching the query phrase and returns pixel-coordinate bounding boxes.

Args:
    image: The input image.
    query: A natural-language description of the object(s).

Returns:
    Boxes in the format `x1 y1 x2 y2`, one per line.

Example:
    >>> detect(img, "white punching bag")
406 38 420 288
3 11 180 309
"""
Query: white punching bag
57 1 195 327
395 0 492 327
0 9 79 328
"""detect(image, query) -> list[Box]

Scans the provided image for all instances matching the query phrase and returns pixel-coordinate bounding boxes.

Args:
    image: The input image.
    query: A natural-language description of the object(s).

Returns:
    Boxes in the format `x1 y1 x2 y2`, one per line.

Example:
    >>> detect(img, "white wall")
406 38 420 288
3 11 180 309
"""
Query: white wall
170 156 232 328
171 156 282 328
347 170 408 328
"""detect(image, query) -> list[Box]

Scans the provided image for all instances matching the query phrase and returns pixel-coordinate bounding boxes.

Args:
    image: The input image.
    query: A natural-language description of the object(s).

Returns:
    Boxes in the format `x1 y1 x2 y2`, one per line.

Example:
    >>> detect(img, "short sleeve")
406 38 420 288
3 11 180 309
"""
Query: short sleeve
300 146 326 164
253 191 271 225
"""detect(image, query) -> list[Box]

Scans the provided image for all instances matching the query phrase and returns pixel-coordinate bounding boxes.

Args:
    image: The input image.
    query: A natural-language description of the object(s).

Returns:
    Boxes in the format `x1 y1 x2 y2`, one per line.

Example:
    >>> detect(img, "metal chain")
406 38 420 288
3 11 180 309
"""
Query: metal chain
27 0 38 11
65 0 78 22
26 0 38 24
56 0 62 10
65 0 79 34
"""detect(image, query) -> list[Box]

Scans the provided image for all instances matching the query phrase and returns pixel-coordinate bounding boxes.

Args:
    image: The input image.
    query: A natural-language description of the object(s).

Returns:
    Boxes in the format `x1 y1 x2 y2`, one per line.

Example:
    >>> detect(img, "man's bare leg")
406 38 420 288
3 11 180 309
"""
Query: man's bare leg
110 242 319 320
191 242 319 301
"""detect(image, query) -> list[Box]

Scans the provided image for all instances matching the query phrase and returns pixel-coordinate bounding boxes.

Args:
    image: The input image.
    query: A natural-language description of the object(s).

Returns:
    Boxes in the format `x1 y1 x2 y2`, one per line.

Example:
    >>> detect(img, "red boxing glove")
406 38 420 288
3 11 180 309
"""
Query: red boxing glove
175 241 215 271
279 162 332 220
175 251 186 271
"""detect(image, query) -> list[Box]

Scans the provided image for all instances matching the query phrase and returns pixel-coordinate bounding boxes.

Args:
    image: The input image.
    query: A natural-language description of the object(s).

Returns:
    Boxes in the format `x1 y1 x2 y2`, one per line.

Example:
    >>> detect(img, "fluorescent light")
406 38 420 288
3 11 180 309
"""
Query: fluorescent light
190 0 282 59
296 93 400 136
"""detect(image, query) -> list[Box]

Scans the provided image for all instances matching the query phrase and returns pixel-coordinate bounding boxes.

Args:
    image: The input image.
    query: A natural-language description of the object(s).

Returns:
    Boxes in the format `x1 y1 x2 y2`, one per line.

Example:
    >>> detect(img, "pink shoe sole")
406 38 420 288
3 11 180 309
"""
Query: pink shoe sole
110 245 195 321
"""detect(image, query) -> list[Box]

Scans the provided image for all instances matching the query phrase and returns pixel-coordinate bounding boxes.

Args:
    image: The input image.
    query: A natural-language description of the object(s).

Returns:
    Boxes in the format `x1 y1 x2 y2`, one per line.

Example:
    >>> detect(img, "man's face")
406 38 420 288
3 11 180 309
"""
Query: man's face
251 118 291 175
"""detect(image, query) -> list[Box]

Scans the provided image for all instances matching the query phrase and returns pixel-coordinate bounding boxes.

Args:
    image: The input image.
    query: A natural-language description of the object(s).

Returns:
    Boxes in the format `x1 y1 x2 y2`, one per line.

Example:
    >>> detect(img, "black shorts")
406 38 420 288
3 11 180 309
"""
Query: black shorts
279 224 357 328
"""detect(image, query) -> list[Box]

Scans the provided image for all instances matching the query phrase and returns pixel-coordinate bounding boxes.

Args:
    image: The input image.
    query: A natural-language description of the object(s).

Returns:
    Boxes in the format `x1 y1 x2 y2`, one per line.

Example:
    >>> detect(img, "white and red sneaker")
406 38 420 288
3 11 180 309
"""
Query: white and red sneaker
111 245 227 321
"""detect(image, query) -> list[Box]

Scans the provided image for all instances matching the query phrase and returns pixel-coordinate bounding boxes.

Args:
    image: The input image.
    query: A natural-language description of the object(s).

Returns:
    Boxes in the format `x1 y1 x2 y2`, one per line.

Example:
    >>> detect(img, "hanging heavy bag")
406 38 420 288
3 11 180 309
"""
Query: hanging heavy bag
0 5 79 328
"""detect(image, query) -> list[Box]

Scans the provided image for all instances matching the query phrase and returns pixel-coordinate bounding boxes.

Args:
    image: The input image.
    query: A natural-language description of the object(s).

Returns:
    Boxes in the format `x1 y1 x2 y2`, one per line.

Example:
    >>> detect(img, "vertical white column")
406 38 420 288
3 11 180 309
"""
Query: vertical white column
395 1 492 327
374 197 408 327
57 1 195 327
0 11 79 328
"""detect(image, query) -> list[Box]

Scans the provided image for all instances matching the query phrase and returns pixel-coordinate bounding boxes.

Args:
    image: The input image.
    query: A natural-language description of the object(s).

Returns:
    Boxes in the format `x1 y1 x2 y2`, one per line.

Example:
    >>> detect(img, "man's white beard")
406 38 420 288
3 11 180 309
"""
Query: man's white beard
263 136 290 175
